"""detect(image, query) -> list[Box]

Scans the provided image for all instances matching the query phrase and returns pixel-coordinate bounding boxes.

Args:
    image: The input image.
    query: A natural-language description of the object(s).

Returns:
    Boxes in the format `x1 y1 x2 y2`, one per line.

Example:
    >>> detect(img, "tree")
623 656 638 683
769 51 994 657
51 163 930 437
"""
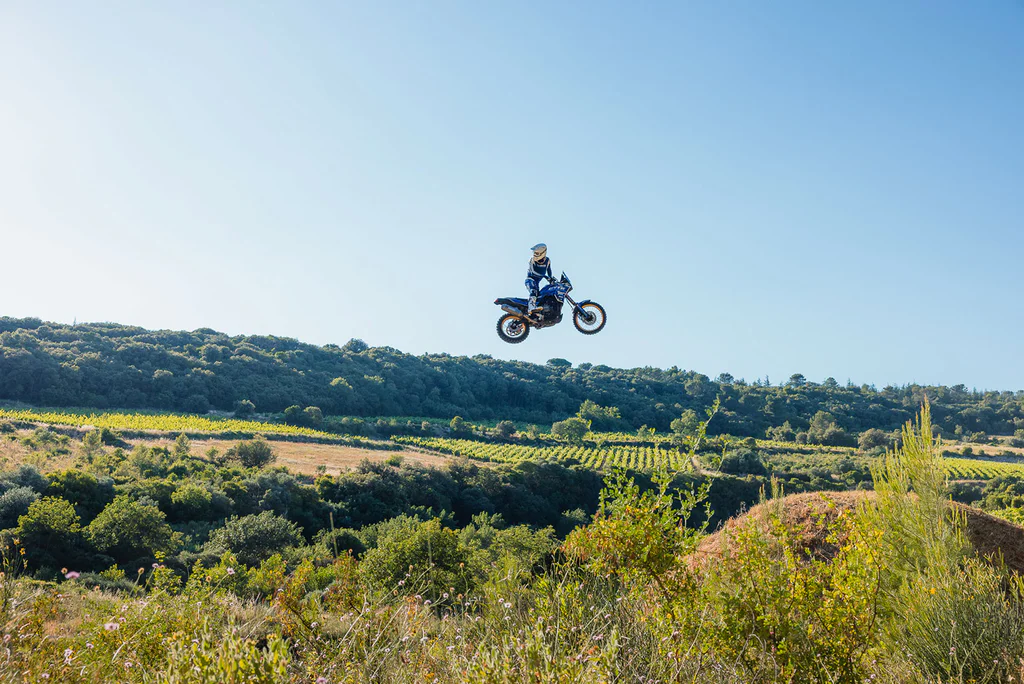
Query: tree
87 496 175 563
234 399 256 418
283 405 304 426
173 433 192 459
670 409 700 436
81 430 104 460
858 428 890 452
716 373 734 385
495 421 516 438
342 338 369 353
204 511 303 566
787 373 807 387
228 437 276 469
450 416 466 434
17 496 84 570
576 400 622 431
302 406 323 427
547 358 572 368
551 417 590 444
719 448 769 476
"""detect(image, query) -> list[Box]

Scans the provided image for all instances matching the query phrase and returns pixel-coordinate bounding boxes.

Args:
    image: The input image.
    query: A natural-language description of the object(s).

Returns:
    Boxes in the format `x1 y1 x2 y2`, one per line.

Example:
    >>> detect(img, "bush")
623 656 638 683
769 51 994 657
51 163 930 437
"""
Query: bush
360 517 471 601
302 406 323 427
228 437 276 469
170 483 215 521
0 486 38 530
205 511 303 566
86 496 175 564
719 448 768 476
494 420 516 438
234 399 256 418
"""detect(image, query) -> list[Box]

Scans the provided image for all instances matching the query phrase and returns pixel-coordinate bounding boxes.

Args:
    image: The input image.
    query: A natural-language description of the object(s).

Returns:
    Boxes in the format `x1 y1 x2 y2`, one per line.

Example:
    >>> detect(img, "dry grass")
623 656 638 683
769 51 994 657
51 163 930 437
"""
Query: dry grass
690 490 1024 574
131 436 452 476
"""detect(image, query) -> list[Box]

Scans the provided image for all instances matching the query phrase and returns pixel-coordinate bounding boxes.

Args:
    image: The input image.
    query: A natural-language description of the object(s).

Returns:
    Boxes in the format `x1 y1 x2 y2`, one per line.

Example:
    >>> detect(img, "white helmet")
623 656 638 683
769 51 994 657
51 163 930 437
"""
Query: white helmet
531 243 547 261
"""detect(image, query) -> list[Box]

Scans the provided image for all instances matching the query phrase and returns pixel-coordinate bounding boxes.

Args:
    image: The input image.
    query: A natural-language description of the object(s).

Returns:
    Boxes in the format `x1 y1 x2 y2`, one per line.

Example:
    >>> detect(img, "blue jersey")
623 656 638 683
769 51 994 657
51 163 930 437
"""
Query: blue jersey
526 257 553 282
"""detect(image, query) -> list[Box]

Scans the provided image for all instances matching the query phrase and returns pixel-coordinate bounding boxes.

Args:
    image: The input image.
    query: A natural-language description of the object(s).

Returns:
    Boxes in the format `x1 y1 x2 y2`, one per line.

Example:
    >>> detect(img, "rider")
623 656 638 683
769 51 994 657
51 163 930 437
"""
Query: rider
525 243 554 314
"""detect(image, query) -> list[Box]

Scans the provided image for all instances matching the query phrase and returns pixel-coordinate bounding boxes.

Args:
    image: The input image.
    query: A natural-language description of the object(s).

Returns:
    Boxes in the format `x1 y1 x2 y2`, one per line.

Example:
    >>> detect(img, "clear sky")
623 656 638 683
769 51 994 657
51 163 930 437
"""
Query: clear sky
2 2 1022 389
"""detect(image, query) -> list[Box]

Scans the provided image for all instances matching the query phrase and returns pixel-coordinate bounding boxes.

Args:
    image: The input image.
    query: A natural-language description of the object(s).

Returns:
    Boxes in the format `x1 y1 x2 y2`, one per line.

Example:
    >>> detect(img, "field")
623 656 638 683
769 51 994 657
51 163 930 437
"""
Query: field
0 407 349 440
393 435 693 470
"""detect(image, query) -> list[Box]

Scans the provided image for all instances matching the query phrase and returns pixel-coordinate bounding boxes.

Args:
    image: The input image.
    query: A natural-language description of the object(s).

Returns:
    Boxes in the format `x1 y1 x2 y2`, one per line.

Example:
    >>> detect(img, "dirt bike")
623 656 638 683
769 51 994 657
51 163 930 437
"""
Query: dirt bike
493 272 607 344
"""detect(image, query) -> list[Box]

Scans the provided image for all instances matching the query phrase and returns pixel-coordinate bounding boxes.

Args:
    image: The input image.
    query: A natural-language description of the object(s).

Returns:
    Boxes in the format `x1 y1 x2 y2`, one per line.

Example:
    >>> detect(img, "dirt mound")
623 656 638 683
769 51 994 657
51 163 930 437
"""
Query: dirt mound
690 490 1024 574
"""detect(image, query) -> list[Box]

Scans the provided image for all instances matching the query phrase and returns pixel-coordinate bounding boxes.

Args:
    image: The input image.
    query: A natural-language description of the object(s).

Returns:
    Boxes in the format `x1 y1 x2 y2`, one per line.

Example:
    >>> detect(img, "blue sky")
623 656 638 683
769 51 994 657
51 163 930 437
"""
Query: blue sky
2 2 1023 388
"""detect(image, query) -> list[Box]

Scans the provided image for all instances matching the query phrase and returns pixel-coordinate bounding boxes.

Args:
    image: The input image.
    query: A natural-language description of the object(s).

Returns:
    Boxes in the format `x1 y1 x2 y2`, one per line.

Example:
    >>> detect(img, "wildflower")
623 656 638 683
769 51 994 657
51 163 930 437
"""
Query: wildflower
65 571 80 580
226 568 235 576
503 602 512 609
152 562 159 569
86 643 94 649
104 622 120 631
317 679 329 684
442 592 449 599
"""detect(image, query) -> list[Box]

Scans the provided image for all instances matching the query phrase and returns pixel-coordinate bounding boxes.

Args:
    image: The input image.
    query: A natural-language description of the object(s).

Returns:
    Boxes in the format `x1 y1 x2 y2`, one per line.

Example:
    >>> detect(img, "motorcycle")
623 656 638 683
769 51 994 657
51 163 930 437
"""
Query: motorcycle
493 272 607 344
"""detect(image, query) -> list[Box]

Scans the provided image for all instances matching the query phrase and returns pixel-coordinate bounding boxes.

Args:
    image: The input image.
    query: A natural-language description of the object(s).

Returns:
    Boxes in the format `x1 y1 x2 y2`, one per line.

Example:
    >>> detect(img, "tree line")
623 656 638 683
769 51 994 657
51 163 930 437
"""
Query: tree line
1 317 1023 438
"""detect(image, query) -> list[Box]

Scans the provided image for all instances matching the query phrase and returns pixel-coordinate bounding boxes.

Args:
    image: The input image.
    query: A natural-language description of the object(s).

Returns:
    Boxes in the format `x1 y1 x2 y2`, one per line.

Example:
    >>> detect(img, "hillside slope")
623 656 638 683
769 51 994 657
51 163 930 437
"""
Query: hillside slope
1 316 1022 436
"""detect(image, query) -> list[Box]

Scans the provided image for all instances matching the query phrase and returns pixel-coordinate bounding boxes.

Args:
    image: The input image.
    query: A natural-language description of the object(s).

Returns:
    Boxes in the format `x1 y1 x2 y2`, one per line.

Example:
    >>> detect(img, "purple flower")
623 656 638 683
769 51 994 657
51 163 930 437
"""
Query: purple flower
104 622 119 631
316 678 329 684
64 571 80 580
226 568 235 576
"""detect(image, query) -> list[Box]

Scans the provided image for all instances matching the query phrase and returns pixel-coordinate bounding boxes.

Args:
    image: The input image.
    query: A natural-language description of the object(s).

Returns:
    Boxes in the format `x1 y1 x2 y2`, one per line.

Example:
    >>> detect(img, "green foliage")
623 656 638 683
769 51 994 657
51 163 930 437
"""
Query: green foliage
87 495 176 563
360 517 472 601
0 486 37 529
450 415 466 433
576 400 623 431
226 436 276 469
564 467 709 595
157 623 291 683
494 420 516 438
551 416 590 443
17 496 84 570
718 447 768 476
204 511 303 566
233 399 255 417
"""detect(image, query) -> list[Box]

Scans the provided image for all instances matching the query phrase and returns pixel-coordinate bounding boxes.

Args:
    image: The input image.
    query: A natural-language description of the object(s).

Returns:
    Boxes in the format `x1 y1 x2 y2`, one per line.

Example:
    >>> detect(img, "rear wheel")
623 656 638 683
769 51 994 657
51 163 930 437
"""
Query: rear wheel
497 314 530 343
573 302 607 335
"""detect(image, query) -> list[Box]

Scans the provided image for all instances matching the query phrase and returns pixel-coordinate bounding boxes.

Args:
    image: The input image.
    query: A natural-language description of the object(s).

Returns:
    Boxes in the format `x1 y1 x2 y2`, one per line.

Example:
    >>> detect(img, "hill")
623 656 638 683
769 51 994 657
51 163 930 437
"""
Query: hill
2 317 1023 440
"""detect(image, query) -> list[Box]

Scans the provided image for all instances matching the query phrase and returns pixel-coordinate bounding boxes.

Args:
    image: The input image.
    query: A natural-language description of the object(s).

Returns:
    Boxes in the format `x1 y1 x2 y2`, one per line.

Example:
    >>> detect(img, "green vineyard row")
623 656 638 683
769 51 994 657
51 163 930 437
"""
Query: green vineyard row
0 407 340 440
393 436 690 470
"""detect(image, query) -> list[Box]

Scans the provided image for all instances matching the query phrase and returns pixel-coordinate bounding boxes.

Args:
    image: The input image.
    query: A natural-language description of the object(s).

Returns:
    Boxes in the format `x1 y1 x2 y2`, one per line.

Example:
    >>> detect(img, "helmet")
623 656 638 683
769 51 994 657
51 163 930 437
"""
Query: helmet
531 243 547 261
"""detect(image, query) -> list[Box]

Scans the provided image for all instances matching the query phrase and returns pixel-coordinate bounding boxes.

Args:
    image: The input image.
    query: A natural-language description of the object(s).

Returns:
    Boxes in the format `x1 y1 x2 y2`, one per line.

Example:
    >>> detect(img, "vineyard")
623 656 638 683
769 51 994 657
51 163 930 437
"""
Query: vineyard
0 407 345 441
393 436 692 470
943 457 1024 480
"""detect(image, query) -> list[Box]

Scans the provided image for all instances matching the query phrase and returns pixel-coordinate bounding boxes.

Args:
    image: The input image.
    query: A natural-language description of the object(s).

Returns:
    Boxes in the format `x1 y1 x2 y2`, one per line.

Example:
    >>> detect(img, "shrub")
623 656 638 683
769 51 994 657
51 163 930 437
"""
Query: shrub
205 511 303 566
494 421 516 438
46 469 116 521
360 517 471 601
302 406 323 427
87 496 175 563
171 483 215 521
718 448 768 476
228 437 276 469
234 399 256 418
0 486 38 530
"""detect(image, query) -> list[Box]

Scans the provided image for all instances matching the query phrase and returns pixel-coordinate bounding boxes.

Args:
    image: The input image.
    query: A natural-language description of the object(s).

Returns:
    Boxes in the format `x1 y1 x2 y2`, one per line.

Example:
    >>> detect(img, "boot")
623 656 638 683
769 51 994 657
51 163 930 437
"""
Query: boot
528 296 541 313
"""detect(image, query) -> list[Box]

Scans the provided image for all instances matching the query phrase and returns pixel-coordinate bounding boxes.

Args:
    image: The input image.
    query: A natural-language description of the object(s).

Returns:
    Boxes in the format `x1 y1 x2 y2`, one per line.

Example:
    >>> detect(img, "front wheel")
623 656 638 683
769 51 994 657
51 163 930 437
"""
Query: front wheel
573 302 607 335
497 314 530 343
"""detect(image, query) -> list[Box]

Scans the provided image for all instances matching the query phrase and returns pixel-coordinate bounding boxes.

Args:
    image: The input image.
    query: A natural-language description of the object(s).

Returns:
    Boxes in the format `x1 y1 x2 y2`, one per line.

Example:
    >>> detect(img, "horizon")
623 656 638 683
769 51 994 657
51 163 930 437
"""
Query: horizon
3 3 1023 389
